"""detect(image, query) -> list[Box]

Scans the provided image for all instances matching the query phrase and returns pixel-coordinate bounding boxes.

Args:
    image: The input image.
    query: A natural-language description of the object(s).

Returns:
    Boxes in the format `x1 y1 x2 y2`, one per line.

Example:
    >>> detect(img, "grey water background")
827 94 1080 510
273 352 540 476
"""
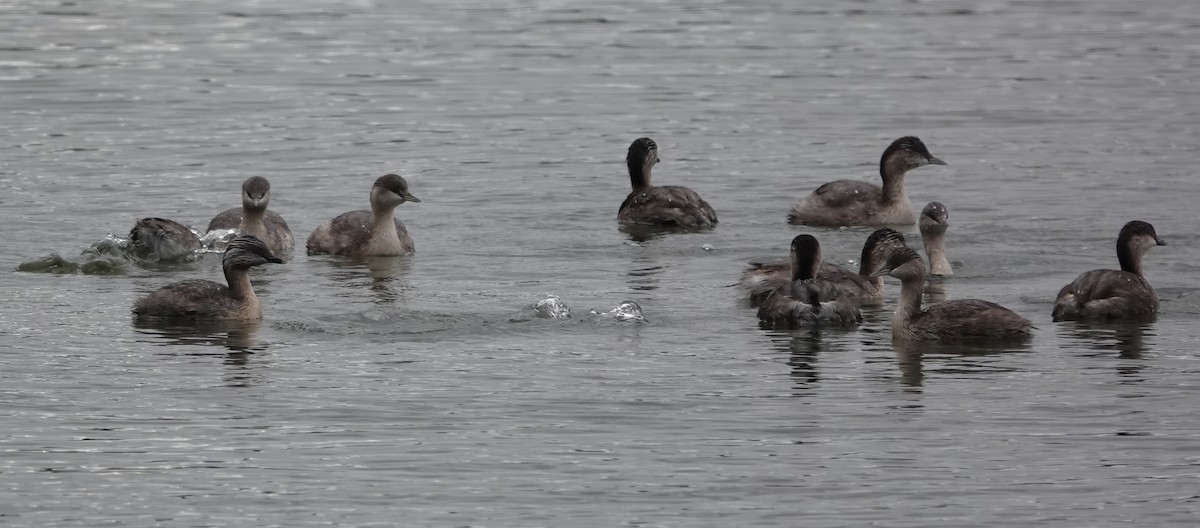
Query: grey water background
3 0 1200 525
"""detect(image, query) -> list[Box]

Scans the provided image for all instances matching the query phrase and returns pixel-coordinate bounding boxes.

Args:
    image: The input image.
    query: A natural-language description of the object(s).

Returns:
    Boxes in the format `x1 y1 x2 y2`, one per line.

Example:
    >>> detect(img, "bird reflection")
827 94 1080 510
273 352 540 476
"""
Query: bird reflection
133 317 264 352
619 224 693 243
221 350 263 387
323 255 413 303
891 338 1033 388
782 330 822 391
627 253 662 292
366 255 413 302
764 327 858 396
132 319 269 387
893 340 925 388
1058 322 1151 381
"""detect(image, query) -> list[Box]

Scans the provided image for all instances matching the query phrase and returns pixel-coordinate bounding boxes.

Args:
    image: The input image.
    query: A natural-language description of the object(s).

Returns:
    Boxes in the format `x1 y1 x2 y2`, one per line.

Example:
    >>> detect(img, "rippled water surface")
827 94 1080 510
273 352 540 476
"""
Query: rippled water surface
4 0 1200 525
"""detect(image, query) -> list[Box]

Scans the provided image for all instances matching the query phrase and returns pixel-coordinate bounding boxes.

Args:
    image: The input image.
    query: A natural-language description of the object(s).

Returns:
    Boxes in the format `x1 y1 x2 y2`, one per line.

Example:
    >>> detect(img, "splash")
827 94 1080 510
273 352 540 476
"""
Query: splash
533 295 571 319
591 300 646 323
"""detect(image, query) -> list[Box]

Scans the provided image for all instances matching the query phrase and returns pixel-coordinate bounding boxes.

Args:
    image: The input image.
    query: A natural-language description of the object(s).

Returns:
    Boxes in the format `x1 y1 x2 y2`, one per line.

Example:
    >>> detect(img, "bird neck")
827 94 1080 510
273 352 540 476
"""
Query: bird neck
894 271 925 323
1117 243 1143 276
370 207 398 239
879 158 908 204
239 208 267 241
790 251 820 281
628 163 651 190
224 266 255 302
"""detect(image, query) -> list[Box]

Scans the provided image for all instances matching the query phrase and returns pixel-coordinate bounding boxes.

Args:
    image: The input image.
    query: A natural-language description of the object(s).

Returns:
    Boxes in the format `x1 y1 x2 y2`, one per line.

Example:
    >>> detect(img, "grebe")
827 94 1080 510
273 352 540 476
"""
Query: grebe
1052 220 1166 322
128 217 202 262
618 137 718 228
875 247 1032 341
919 201 952 276
787 136 946 226
306 174 421 257
133 234 282 320
756 235 862 327
742 228 907 307
207 176 294 254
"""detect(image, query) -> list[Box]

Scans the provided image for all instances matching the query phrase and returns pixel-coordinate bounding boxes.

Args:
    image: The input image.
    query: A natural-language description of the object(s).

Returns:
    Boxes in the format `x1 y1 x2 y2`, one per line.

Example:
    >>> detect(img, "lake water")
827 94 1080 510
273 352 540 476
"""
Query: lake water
3 0 1200 525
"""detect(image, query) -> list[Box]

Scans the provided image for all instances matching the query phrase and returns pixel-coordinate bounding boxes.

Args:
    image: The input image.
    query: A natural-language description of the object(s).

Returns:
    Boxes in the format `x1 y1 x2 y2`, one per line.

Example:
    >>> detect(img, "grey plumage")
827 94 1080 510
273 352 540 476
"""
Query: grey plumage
742 228 907 307
756 235 863 328
206 176 295 254
919 201 952 276
788 136 946 226
618 137 718 228
306 174 421 257
128 217 202 262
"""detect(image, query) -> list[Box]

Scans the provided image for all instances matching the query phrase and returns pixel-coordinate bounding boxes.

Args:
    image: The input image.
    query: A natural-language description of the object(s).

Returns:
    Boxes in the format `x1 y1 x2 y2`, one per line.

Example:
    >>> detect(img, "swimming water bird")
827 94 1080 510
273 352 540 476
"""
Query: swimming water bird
919 201 952 276
206 176 295 254
756 235 862 328
787 136 946 226
128 217 202 262
874 247 1032 341
306 174 421 257
742 228 907 307
618 137 718 228
1052 220 1166 322
132 234 283 320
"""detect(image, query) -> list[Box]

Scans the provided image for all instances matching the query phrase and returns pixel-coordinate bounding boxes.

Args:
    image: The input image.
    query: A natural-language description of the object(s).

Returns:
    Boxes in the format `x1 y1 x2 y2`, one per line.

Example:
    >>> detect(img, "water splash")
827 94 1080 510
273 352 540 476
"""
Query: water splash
201 228 239 252
533 295 571 319
16 227 218 274
590 300 646 323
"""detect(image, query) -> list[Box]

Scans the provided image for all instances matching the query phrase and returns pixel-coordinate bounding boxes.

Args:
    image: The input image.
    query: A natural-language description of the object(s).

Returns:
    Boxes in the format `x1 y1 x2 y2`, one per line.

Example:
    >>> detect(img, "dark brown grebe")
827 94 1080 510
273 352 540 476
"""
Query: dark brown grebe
787 136 946 226
133 234 283 320
741 228 907 307
1052 220 1166 322
128 217 202 262
875 247 1032 341
617 137 718 228
756 235 862 328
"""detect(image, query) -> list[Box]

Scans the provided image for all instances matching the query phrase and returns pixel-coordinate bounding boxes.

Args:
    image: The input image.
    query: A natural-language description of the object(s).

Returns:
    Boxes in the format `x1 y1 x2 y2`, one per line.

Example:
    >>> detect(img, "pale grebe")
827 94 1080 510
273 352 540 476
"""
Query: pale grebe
919 201 952 276
133 234 283 320
1052 220 1166 322
306 174 421 257
787 136 946 226
756 235 862 327
206 176 294 254
742 228 907 307
618 137 718 228
875 247 1032 340
128 217 202 262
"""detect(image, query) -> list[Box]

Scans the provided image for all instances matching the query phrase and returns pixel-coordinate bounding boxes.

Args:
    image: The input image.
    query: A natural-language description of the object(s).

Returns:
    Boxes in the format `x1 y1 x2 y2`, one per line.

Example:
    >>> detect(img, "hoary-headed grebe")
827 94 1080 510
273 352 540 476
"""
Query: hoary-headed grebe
1052 220 1166 322
919 201 952 276
787 136 946 227
742 228 907 307
207 176 294 254
133 234 282 320
618 137 718 228
128 217 202 262
306 174 421 257
756 234 862 328
875 247 1032 341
